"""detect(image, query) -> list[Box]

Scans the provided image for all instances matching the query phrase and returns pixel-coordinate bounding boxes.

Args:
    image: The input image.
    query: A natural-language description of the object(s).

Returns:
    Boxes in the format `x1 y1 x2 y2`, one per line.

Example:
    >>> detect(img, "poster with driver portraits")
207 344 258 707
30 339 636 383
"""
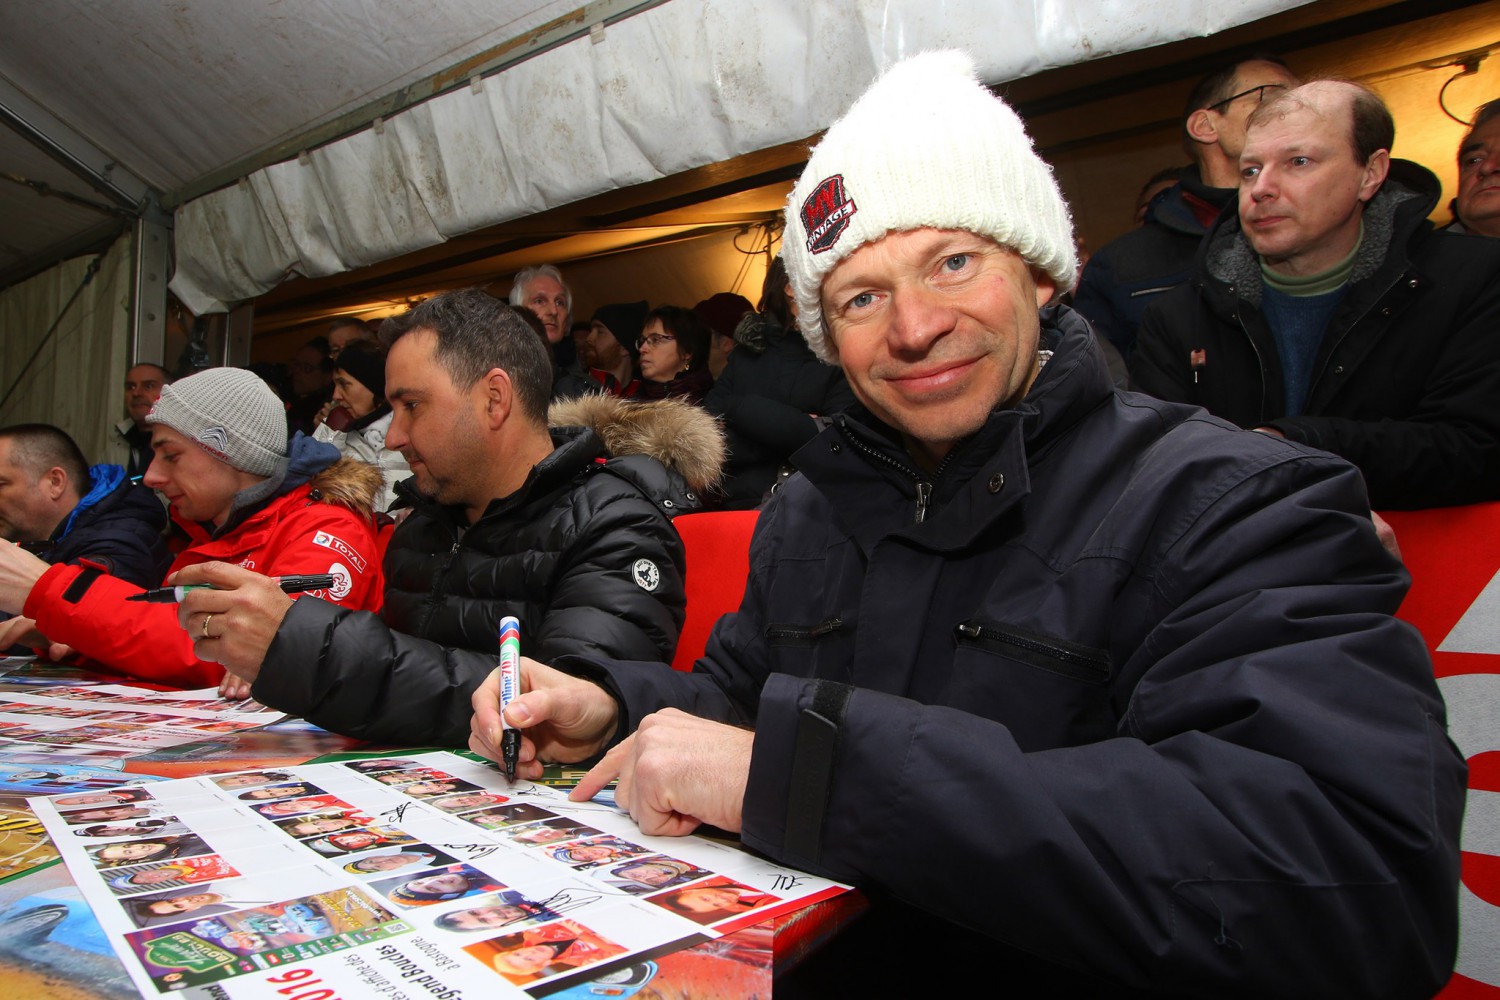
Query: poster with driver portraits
32 751 849 997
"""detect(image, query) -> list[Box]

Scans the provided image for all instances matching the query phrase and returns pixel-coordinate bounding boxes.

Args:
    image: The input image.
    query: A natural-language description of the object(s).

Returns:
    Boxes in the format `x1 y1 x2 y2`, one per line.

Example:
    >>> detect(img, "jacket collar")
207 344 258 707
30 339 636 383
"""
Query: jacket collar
398 426 609 529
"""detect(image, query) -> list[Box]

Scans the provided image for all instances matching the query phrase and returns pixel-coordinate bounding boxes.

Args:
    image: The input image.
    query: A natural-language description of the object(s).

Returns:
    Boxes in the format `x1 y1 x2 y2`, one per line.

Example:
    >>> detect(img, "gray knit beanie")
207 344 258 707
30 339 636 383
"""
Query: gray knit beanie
146 367 289 476
782 50 1078 363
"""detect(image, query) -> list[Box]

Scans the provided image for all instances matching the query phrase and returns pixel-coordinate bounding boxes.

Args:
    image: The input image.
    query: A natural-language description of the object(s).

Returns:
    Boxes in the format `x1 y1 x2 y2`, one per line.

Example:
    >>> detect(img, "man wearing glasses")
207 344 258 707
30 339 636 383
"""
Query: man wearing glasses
1073 55 1298 359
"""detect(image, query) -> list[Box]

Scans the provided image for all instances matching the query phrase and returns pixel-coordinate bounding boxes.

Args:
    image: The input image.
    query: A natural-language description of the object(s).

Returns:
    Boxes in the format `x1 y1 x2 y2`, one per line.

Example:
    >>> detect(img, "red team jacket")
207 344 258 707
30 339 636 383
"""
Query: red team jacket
26 460 384 689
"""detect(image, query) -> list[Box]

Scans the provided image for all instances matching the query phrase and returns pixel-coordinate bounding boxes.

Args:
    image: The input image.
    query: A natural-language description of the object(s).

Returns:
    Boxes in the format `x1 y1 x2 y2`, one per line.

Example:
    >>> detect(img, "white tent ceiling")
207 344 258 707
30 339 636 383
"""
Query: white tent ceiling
0 0 600 284
1 0 1309 311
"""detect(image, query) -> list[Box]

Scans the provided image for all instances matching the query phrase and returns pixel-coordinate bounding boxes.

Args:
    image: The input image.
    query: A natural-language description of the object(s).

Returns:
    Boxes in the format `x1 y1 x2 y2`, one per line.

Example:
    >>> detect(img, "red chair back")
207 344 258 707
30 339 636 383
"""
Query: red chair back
670 510 758 672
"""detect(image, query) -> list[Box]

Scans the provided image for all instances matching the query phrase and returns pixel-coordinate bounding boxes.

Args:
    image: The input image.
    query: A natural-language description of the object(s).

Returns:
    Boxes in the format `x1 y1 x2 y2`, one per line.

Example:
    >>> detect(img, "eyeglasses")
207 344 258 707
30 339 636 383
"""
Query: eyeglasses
635 334 677 349
1206 83 1286 113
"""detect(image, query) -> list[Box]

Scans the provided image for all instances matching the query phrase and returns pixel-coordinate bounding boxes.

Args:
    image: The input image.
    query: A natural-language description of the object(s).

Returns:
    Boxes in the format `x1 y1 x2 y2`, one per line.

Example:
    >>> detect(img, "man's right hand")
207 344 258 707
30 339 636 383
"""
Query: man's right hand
469 656 619 779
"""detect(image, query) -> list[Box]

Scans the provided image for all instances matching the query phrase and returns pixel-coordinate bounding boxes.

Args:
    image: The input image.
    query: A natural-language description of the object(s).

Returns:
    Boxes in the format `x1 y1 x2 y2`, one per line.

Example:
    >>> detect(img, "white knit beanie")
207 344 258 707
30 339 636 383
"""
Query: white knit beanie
146 367 289 476
783 50 1078 364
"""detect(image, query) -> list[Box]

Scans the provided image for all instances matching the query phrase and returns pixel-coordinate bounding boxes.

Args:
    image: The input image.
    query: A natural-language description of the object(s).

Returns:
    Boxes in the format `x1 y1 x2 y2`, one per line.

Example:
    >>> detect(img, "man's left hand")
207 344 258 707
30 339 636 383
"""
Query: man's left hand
0 540 50 614
570 709 752 837
173 562 294 684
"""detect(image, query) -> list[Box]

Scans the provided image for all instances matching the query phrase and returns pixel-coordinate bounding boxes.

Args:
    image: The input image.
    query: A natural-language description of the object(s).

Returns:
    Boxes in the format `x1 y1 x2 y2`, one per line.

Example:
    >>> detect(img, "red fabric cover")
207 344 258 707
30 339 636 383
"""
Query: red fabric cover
671 510 758 672
26 482 383 688
1382 504 1500 997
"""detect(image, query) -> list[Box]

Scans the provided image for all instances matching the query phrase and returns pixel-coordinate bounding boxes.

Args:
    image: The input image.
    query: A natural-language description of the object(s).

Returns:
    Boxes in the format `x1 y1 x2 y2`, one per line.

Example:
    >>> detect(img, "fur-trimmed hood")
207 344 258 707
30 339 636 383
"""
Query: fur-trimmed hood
307 457 385 521
548 394 725 494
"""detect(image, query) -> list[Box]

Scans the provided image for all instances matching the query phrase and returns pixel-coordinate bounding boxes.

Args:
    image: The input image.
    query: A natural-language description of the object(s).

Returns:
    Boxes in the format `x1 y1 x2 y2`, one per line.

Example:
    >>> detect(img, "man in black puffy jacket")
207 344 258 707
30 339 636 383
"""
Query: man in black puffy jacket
172 290 723 746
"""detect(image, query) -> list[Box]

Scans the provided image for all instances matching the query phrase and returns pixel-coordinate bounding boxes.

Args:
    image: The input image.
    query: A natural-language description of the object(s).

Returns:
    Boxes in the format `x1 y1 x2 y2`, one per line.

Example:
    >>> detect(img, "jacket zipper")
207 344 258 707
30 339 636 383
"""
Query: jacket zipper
954 621 1110 681
1306 270 1404 405
838 426 955 524
417 539 462 638
765 617 845 643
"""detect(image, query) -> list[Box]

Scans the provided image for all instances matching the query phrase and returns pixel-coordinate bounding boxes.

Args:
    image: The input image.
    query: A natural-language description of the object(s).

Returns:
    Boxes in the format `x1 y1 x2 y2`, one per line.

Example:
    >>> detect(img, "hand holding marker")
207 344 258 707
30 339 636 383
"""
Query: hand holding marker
127 574 337 603
499 616 522 781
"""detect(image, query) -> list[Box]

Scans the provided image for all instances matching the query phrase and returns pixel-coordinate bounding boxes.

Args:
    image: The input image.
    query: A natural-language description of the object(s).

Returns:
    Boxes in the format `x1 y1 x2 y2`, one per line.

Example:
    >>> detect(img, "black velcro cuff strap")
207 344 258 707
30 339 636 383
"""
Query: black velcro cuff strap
62 567 105 604
784 680 852 866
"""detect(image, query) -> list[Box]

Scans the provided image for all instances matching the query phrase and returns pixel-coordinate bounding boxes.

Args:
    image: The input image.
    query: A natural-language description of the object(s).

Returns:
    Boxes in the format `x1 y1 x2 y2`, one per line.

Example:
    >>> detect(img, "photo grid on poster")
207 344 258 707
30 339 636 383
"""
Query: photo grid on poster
32 751 848 996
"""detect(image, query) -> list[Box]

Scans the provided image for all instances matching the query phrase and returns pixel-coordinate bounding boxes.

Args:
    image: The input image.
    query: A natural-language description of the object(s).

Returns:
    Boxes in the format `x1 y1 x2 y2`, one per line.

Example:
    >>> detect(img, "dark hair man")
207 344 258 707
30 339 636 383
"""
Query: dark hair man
1451 98 1500 237
1073 55 1299 358
472 53 1462 997
1133 80 1500 508
117 363 171 478
169 290 724 746
0 424 167 589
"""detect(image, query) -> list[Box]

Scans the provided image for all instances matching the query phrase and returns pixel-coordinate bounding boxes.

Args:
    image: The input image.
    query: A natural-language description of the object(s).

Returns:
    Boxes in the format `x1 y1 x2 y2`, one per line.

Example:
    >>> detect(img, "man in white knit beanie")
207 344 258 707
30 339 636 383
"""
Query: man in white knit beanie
475 52 1461 996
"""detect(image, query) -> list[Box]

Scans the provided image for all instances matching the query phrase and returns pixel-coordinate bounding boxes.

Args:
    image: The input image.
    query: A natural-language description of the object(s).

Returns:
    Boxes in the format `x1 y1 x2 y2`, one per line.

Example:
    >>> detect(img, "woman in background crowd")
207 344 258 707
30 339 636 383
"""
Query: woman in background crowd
313 340 409 511
635 305 714 405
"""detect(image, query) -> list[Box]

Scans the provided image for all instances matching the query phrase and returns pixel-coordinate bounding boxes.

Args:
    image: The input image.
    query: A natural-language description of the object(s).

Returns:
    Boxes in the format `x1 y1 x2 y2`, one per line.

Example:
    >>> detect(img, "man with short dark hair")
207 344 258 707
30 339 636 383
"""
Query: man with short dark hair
1133 80 1500 508
1451 98 1500 237
171 289 724 747
1073 55 1299 358
116 362 171 478
471 53 1462 996
0 423 167 588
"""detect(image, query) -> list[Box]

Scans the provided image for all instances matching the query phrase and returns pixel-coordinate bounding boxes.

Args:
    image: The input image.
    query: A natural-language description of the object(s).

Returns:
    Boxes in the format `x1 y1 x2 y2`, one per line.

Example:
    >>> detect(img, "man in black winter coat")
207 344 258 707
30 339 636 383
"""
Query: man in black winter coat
472 54 1464 998
171 290 723 748
1132 81 1500 509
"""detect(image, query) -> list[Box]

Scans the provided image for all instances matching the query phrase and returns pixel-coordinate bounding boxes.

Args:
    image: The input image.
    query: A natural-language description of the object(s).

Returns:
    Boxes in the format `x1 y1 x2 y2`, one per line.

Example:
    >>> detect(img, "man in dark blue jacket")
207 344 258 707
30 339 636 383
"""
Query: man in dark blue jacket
474 53 1464 997
0 424 167 587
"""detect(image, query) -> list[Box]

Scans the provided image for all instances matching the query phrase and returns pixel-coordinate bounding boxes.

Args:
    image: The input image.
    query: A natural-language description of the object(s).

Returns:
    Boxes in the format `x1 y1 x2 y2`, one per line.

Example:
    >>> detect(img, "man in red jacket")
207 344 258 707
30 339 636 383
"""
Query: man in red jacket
0 367 383 688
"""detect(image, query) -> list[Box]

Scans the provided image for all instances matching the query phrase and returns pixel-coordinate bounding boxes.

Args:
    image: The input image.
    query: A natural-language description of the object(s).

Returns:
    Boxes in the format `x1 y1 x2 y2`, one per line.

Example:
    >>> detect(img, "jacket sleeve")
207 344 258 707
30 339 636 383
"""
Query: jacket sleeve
53 520 170 590
645 455 1460 997
25 504 381 690
253 490 685 747
25 563 224 688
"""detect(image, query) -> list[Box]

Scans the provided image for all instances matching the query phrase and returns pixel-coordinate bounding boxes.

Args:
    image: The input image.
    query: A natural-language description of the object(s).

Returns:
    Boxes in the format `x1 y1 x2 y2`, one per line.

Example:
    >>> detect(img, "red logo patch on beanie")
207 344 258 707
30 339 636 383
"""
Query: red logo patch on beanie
802 175 857 254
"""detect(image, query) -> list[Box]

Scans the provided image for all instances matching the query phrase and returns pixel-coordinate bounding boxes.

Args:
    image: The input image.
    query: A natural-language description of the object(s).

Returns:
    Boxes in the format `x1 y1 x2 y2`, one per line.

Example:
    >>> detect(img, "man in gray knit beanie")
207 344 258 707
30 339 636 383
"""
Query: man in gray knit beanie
473 51 1461 997
148 367 289 478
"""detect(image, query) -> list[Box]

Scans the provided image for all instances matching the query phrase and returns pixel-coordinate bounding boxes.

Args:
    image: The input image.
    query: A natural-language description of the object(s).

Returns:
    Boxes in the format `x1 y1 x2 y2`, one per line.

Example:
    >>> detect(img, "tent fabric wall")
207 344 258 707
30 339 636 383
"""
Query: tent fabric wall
0 234 133 465
169 0 1305 314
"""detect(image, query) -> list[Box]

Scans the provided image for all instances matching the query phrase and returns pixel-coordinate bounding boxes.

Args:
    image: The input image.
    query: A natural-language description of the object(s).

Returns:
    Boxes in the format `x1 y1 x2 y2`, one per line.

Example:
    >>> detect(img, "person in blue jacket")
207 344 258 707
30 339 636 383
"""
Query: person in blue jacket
0 423 169 588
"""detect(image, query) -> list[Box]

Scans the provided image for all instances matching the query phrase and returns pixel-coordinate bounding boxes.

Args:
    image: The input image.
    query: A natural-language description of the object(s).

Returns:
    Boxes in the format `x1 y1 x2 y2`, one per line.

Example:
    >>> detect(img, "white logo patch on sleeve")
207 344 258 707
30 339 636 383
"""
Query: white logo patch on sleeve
329 562 352 600
632 558 661 592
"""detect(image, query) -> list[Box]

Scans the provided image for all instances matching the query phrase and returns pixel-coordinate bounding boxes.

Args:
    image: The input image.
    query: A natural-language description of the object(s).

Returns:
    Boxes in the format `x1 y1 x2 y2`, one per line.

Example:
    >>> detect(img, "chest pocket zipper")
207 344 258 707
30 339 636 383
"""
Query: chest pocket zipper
766 617 845 645
955 620 1110 683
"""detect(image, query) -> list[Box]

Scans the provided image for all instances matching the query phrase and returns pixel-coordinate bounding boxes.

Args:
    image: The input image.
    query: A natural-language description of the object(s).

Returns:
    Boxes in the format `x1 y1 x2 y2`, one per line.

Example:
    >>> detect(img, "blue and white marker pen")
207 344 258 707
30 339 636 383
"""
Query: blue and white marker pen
498 616 522 781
